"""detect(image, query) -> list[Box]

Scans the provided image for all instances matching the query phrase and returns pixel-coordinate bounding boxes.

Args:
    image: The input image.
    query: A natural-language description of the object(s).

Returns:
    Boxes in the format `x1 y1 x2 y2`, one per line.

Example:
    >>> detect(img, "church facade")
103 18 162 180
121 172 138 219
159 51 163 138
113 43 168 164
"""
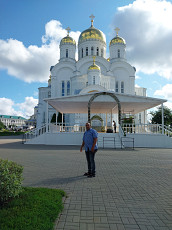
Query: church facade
37 16 146 128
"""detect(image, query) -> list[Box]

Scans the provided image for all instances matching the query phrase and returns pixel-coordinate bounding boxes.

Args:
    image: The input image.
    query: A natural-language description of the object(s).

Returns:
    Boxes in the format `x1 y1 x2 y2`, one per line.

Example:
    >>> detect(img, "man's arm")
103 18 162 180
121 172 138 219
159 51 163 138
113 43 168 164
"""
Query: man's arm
80 141 85 152
91 138 97 152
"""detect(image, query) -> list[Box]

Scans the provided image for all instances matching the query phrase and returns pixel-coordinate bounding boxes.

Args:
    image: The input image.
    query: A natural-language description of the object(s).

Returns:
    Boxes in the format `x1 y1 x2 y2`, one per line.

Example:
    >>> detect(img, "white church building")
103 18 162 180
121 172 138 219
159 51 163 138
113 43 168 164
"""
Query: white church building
26 16 172 148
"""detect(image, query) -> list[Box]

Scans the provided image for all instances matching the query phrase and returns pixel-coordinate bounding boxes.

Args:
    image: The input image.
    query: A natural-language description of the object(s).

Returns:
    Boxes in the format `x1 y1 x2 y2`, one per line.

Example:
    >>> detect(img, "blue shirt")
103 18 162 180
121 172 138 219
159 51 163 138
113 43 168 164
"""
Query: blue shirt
83 128 98 151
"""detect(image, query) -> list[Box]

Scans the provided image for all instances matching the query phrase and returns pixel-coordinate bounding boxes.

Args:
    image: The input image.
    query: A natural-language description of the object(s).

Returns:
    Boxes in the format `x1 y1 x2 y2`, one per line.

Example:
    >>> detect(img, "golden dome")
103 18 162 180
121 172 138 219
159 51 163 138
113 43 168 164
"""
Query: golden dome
88 63 100 71
110 36 126 46
88 56 100 71
79 26 105 44
60 35 76 45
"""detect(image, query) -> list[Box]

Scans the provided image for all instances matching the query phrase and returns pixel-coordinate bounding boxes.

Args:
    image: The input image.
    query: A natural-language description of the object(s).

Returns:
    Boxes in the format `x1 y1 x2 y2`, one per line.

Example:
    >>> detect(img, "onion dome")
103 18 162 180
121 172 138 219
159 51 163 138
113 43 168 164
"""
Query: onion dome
60 27 76 46
79 15 106 44
88 56 100 71
109 27 126 46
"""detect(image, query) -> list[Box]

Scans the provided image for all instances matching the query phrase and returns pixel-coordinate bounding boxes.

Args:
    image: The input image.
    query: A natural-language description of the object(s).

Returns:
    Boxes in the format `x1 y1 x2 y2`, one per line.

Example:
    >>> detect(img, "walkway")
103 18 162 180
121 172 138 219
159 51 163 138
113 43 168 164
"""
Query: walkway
0 136 172 230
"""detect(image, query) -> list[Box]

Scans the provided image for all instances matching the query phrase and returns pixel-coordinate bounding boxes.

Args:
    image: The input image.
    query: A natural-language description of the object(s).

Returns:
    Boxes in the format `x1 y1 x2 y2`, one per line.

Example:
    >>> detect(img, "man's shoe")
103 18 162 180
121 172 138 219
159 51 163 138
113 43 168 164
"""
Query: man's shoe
84 172 91 176
87 174 93 178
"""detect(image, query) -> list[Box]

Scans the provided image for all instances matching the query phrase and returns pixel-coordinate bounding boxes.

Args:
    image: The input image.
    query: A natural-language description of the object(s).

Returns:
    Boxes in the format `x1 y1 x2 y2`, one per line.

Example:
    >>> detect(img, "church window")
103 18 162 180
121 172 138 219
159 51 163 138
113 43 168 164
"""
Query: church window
121 81 124 93
93 76 95 85
101 49 103 57
118 49 120 58
96 47 99 56
82 48 83 58
62 81 65 96
91 47 94 55
48 91 51 98
115 81 118 93
67 81 70 95
86 47 88 56
66 49 68 58
86 82 88 86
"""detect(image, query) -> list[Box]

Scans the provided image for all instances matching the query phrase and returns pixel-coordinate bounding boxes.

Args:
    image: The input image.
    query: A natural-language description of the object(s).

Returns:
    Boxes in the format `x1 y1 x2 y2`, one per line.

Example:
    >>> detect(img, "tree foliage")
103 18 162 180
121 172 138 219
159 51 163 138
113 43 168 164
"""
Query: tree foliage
0 121 5 130
150 106 172 127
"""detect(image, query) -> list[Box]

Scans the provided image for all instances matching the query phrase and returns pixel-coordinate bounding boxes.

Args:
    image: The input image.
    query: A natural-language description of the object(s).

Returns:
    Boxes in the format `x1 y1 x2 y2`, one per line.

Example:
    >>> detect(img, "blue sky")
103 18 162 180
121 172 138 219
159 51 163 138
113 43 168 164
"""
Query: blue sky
0 0 172 118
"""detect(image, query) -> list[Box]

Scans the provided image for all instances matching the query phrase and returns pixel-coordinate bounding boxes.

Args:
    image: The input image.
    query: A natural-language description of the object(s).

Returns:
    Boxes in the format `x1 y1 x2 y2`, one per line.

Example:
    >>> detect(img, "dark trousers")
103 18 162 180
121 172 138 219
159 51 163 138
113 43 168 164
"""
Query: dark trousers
85 150 97 175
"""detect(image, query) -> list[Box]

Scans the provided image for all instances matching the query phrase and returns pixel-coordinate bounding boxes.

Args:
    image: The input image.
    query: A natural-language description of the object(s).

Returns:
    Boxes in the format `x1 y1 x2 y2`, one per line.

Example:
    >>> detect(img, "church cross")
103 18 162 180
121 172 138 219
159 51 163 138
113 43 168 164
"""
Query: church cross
115 27 120 36
66 27 71 36
89 14 95 26
92 56 96 65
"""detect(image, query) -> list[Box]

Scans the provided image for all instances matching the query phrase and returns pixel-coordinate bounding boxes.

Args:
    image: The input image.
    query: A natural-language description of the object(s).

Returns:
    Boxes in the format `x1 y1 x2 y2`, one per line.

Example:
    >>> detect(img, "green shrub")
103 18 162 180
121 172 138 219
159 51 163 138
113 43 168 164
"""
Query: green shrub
0 159 23 205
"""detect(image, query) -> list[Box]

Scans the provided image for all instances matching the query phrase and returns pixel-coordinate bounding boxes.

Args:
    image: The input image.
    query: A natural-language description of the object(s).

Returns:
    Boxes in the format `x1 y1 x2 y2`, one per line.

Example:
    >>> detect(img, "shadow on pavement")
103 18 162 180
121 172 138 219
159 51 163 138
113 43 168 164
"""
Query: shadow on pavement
29 175 87 187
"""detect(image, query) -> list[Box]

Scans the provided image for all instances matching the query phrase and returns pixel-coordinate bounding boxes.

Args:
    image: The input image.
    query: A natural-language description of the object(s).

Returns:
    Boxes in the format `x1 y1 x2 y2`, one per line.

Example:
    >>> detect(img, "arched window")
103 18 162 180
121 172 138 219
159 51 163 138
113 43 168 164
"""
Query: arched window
101 49 103 57
67 81 70 95
118 49 120 58
96 47 99 56
86 81 88 86
91 47 94 55
62 81 65 96
121 81 124 93
86 47 88 56
115 81 118 93
66 49 68 58
93 76 96 85
82 48 83 58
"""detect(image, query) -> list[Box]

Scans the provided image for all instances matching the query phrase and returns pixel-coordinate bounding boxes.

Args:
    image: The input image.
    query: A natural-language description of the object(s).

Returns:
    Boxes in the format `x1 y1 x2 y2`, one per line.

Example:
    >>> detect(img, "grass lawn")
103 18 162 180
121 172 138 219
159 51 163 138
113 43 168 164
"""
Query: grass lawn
0 187 65 230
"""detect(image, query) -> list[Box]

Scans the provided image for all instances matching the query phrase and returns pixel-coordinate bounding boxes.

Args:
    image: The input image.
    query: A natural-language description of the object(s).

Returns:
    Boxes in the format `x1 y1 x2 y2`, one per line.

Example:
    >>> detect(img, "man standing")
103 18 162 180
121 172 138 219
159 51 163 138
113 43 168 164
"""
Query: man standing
80 123 98 178
113 120 116 133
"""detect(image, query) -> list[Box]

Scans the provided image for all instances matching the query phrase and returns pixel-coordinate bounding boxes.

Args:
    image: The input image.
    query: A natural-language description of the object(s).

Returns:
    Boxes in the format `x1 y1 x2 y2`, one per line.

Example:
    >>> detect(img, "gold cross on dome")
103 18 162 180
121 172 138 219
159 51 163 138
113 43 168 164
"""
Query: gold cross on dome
115 27 120 36
66 27 71 36
89 14 95 26
92 56 96 65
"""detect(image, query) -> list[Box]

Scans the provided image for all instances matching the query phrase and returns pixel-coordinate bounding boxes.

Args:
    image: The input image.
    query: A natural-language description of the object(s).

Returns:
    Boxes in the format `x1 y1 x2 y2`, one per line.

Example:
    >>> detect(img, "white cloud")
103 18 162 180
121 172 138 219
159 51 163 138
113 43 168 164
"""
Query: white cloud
154 84 172 100
0 97 38 118
112 0 172 80
16 97 38 118
0 98 16 115
0 20 80 83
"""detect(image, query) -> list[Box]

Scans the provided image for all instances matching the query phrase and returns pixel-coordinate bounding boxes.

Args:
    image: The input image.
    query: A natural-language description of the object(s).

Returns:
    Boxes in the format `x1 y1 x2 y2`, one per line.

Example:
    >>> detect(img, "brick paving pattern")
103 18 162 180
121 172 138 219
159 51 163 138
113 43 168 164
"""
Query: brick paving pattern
0 136 172 230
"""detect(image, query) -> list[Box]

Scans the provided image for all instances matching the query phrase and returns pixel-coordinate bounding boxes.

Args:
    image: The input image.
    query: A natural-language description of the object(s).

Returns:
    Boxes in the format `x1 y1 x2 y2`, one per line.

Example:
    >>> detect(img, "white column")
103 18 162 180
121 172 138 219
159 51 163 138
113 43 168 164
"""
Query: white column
46 101 48 133
111 109 112 128
56 111 57 126
62 112 64 132
161 103 164 134
106 112 107 132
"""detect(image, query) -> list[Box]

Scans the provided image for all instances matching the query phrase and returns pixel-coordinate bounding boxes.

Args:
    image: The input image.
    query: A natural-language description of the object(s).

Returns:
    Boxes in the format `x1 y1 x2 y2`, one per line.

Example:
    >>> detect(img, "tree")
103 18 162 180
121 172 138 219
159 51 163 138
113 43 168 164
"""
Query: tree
0 121 5 130
150 106 172 127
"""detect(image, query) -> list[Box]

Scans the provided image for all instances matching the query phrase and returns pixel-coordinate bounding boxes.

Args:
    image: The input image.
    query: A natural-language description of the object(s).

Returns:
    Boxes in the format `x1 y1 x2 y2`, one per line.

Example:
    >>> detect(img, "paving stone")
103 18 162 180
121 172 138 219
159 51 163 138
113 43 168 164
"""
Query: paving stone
0 139 171 230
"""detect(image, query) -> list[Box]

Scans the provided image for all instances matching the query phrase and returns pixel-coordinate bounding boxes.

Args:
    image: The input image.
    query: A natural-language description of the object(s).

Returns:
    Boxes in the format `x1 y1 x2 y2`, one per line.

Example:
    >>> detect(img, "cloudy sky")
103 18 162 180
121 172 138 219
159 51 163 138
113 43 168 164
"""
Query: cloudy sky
0 0 172 118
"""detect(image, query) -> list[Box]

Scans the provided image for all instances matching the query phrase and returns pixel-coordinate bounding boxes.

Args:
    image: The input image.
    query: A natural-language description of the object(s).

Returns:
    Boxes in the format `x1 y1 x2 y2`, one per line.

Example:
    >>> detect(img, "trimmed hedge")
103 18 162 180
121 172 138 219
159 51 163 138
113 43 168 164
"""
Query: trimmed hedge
0 159 23 205
0 131 24 136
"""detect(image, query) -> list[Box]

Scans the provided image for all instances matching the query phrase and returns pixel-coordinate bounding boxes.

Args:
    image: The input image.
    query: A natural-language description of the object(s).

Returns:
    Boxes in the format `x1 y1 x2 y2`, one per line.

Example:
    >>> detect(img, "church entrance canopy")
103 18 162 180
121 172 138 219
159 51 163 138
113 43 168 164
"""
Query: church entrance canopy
44 91 166 115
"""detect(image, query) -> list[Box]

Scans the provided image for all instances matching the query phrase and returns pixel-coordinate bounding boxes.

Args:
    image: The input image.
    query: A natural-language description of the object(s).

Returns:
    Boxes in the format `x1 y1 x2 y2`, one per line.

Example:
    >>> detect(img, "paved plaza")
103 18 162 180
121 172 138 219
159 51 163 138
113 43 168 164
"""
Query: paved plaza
0 136 172 230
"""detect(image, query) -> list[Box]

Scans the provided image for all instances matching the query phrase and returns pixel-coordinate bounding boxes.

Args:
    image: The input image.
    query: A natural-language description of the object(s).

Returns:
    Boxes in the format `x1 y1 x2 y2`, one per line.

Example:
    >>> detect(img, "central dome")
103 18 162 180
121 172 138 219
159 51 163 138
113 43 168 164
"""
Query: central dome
79 26 105 44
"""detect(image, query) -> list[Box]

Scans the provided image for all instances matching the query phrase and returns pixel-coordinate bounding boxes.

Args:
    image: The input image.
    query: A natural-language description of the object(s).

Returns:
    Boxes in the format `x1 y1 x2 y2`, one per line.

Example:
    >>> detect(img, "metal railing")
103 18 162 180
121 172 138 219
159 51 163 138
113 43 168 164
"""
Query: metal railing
121 137 134 150
122 123 172 137
102 137 116 149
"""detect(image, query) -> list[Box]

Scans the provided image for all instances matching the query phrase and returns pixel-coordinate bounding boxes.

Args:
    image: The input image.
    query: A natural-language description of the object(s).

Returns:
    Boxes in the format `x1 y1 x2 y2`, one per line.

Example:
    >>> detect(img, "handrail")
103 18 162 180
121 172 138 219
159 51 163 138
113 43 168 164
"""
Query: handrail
122 123 172 137
102 137 115 149
121 137 134 150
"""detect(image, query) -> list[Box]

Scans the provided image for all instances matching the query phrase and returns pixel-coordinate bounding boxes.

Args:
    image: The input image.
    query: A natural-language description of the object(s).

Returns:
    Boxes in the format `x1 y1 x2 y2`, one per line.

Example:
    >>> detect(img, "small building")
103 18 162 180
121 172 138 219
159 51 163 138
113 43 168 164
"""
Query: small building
0 115 27 128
